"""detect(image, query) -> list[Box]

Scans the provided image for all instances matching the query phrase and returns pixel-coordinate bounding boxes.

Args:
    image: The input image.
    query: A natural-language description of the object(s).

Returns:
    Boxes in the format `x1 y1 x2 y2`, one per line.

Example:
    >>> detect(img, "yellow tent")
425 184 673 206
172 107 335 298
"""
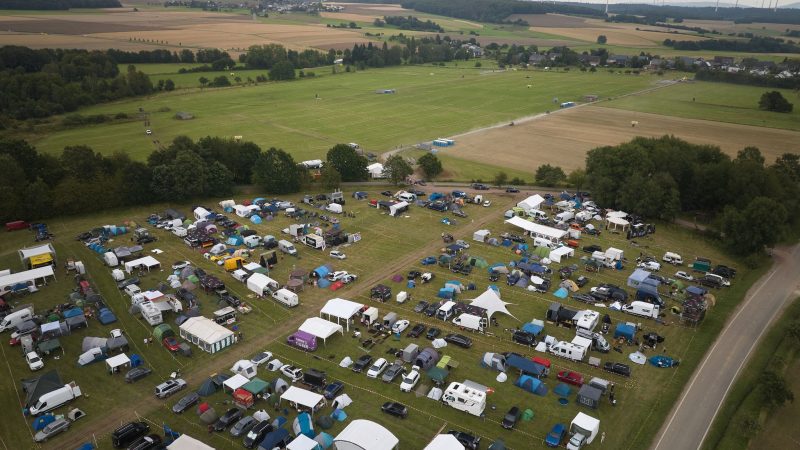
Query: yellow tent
29 254 53 268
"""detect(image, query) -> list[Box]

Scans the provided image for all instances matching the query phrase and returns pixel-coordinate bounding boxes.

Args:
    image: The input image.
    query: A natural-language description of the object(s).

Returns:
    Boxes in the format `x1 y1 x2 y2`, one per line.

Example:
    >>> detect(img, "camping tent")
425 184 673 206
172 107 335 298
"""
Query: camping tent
473 230 490 243
468 288 516 320
123 256 160 274
627 269 651 288
179 317 235 354
515 375 547 396
333 419 399 450
481 353 507 372
424 434 466 450
281 386 326 415
320 298 363 331
577 384 602 409
167 434 216 450
197 378 220 396
614 323 636 341
231 360 257 379
517 195 544 212
549 247 574 263
298 317 343 344
22 370 63 408
288 434 320 450
153 324 174 340
105 353 130 374
247 273 279 296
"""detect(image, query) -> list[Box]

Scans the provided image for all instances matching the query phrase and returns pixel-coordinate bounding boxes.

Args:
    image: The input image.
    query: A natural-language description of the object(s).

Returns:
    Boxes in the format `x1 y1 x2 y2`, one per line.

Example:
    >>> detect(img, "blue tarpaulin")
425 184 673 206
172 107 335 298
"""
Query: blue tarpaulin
506 355 547 378
32 414 55 431
522 322 543 336
553 288 568 298
438 288 454 299
250 215 262 224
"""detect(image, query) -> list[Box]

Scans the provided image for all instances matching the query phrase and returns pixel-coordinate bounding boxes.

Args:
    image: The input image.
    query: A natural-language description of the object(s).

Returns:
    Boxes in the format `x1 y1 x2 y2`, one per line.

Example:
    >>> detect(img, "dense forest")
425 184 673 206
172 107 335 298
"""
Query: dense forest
344 35 477 68
0 0 120 9
585 136 799 256
600 3 800 25
663 36 800 53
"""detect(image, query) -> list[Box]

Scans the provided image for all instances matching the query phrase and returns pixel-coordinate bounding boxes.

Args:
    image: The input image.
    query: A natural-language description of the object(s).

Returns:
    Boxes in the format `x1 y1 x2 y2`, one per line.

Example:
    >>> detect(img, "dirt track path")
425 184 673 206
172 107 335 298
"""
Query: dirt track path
51 194 519 449
651 243 800 450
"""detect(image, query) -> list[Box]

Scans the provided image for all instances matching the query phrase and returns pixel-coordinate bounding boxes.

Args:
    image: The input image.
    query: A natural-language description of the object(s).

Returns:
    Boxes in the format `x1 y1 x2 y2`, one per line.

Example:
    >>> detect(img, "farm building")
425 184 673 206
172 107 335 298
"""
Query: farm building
179 316 235 354
333 419 399 450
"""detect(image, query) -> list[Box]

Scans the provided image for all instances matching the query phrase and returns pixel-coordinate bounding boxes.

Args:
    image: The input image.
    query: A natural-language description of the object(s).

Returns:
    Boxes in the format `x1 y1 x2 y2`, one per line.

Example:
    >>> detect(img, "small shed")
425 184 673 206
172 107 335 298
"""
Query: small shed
577 384 602 409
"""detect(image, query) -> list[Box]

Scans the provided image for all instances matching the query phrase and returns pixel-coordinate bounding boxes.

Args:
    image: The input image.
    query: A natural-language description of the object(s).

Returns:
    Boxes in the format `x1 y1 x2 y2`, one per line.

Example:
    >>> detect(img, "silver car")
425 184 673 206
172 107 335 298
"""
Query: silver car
382 363 405 383
155 378 187 399
34 418 70 442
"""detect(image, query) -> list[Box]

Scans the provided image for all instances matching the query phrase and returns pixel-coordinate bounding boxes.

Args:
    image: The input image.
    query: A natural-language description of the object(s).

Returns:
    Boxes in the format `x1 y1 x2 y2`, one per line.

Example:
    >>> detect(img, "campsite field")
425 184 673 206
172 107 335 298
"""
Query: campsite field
0 185 756 450
30 66 664 164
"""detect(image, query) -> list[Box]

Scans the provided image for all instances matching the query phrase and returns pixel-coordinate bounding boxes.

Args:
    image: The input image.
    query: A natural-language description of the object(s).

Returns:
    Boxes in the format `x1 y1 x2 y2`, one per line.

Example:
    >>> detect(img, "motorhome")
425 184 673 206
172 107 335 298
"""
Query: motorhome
533 237 557 249
303 234 325 250
574 310 600 332
436 301 457 321
137 301 163 326
548 341 587 362
213 306 237 325
662 252 683 265
0 306 34 332
278 240 297 256
272 288 299 307
442 381 487 417
528 209 548 221
555 211 575 223
28 382 82 415
622 301 660 319
452 313 487 333
576 329 610 353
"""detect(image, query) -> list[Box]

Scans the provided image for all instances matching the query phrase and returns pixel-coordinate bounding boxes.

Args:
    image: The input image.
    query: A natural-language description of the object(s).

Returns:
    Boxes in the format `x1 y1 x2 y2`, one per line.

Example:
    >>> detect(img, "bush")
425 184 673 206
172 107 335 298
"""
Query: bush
759 91 793 113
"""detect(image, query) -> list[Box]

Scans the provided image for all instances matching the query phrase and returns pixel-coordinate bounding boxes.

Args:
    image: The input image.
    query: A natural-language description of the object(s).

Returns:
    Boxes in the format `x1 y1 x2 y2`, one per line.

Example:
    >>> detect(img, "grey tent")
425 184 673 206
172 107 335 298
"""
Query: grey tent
180 267 194 279
107 335 129 353
22 371 62 408
271 378 289 395
577 384 602 409
481 353 507 372
66 314 87 331
197 378 221 397
199 407 218 424
315 415 334 430
82 337 108 352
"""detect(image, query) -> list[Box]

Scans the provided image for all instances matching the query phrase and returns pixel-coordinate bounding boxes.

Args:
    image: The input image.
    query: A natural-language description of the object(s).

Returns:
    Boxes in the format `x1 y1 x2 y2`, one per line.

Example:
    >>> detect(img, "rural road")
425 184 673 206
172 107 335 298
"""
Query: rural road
651 243 800 450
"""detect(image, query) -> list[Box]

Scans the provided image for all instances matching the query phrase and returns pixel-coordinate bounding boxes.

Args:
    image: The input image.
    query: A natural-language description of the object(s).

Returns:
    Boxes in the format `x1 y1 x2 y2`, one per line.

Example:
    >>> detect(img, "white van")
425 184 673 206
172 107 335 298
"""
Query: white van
436 301 457 321
662 252 683 265
398 192 416 203
622 301 660 319
171 227 187 237
29 382 82 415
548 341 587 362
527 209 548 221
272 288 299 307
452 313 487 332
533 237 557 250
703 273 730 287
555 211 575 223
0 307 33 332
278 240 297 256
325 203 343 214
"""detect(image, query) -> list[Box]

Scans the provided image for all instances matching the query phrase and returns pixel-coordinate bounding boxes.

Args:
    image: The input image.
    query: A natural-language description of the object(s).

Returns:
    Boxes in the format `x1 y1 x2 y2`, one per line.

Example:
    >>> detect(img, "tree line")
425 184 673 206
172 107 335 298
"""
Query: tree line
585 136 799 257
663 36 800 53
378 16 444 32
695 69 800 90
398 0 603 24
601 4 800 25
0 0 120 9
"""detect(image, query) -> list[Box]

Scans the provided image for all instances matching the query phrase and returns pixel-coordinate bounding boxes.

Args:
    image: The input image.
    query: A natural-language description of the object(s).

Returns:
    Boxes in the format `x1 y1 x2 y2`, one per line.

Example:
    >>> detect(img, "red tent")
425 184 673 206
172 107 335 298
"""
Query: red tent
197 402 210 414
234 388 254 408
329 281 345 291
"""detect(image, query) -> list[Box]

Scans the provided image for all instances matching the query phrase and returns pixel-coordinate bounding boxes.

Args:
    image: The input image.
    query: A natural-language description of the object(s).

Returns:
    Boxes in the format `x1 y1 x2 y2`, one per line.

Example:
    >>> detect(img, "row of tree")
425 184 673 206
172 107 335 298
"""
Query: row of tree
378 16 444 32
396 0 603 24
664 36 800 53
695 69 800 90
601 4 800 25
584 136 799 256
238 44 333 71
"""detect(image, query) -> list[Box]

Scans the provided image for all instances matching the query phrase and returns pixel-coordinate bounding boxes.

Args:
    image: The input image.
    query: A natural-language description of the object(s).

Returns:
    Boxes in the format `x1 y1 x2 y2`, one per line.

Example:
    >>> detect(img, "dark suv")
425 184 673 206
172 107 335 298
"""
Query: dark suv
512 330 535 346
112 421 150 448
352 355 373 373
449 430 480 450
604 362 632 377
444 334 473 349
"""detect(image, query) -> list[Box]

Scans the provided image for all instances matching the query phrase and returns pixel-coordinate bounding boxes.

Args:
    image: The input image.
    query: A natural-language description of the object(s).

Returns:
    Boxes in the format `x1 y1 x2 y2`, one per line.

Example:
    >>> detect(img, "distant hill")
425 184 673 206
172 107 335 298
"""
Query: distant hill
783 1 800 8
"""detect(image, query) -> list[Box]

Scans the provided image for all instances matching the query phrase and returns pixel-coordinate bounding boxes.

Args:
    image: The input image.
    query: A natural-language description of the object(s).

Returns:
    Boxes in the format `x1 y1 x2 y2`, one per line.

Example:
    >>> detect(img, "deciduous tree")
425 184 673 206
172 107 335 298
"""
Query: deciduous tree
418 153 443 179
326 144 367 182
253 148 301 194
384 155 413 185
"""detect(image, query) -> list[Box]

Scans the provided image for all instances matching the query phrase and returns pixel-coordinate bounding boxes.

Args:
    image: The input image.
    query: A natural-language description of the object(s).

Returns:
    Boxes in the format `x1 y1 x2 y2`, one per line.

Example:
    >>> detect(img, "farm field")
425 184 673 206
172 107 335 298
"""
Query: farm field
30 66 664 164
425 103 800 174
0 186 752 450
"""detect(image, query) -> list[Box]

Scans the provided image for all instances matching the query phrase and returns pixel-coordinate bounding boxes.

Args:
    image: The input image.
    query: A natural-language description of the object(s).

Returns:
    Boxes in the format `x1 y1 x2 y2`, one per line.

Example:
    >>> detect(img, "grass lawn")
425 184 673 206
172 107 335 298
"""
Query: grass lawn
600 81 800 132
0 186 758 449
29 65 664 164
401 148 533 184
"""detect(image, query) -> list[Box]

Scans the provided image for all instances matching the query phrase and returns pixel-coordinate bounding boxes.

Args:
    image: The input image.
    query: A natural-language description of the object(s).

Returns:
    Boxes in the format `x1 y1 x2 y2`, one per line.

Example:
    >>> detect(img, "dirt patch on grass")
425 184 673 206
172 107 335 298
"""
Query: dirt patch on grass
507 13 592 28
436 105 800 173
321 11 381 22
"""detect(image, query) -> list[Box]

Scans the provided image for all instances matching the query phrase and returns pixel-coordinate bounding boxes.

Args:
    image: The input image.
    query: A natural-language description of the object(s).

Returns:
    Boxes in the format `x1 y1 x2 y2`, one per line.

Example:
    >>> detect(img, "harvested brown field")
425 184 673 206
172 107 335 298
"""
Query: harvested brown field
328 2 409 16
472 36 580 47
540 24 710 46
507 13 592 28
435 105 800 173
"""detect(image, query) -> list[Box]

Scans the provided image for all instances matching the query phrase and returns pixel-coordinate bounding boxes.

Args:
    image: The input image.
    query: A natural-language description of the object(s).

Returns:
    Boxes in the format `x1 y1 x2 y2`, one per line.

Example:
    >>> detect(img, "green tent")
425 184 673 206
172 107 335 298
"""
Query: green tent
522 408 534 421
468 257 489 269
153 324 174 340
427 366 449 384
243 378 269 395
533 247 549 258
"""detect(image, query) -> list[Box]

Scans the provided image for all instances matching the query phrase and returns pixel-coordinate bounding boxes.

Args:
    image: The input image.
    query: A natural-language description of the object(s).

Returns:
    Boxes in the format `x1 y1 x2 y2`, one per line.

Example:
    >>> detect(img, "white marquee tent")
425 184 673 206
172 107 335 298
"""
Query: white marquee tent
123 256 161 274
606 216 630 231
167 434 216 450
468 288 516 321
424 434 466 450
287 434 321 450
105 353 130 374
0 266 55 293
505 216 567 241
247 273 279 296
299 317 343 344
320 298 364 331
281 386 326 415
549 246 575 263
223 373 250 392
517 194 544 212
18 243 56 266
333 419 399 450
179 316 235 354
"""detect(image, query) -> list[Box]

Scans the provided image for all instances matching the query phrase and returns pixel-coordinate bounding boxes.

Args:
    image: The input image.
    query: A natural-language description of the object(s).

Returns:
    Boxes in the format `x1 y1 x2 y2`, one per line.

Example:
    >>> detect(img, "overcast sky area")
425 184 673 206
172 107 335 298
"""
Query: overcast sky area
553 0 795 8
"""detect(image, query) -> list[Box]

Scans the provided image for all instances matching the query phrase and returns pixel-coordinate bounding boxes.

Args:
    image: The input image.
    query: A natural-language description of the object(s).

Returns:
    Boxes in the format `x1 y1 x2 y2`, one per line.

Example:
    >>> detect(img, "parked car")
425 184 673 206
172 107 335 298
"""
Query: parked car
571 293 596 304
352 355 373 373
171 391 199 413
366 358 389 378
381 191 392 197
421 256 437 265
604 362 632 377
556 370 584 387
26 351 44 371
280 365 303 382
675 271 694 281
230 416 257 438
444 333 472 348
426 328 441 340
381 401 408 418
502 406 521 430
162 336 181 352
329 250 346 260
323 381 344 400
583 245 602 254
382 363 405 383
575 276 589 287
545 423 567 447
472 183 489 190
125 366 153 383
638 260 661 271
250 351 273 367
424 304 439 317
505 187 520 193
213 407 243 431
408 324 426 338
391 320 410 334
117 277 139 289
414 301 429 313
449 431 480 450
243 420 273 448
154 378 187 399
400 370 420 392
512 330 535 347
127 434 162 450
171 261 190 270
483 200 492 207
33 417 70 442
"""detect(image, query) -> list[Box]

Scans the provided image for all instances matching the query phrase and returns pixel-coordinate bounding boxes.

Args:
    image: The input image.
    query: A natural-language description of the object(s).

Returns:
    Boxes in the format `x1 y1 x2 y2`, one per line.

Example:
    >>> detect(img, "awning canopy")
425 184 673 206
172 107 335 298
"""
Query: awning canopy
505 216 567 240
320 298 363 331
334 419 399 450
299 317 343 343
606 216 630 230
469 288 517 321
105 353 130 370
0 266 55 292
124 256 161 273
223 373 250 391
287 434 320 450
281 386 325 412
424 434 466 450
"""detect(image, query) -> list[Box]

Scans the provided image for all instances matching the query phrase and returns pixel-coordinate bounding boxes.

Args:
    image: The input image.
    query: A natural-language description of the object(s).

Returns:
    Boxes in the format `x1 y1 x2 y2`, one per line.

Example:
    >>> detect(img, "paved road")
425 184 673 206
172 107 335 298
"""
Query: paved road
651 243 800 450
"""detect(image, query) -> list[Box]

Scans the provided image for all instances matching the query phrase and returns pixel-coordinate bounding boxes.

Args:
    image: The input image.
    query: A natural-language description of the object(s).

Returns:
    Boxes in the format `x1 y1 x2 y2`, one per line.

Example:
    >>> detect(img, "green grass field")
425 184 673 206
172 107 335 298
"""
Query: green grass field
30 66 664 163
600 81 800 131
0 186 756 449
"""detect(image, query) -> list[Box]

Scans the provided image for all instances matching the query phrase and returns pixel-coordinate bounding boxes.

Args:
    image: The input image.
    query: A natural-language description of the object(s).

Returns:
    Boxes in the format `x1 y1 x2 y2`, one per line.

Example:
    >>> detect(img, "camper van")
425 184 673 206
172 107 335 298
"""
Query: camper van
278 240 297 256
452 313 488 333
28 382 82 415
442 381 487 417
272 288 299 307
527 209 548 221
303 234 325 250
287 331 317 352
548 341 587 362
567 413 600 450
555 211 575 223
436 301 457 321
533 237 557 250
0 306 34 332
662 252 683 265
622 301 660 319
574 310 600 332
576 329 610 353
137 301 163 326
397 192 416 203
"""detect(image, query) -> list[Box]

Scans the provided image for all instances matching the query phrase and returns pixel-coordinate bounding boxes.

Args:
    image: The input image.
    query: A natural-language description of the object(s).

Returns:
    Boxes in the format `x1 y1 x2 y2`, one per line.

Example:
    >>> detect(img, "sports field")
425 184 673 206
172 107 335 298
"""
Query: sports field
31 66 665 163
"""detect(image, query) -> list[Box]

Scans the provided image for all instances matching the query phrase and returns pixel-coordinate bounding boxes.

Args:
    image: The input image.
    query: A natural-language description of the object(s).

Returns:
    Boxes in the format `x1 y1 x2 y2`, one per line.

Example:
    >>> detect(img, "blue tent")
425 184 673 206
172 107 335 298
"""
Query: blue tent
407 280 416 289
686 286 707 297
331 409 347 422
259 428 290 450
429 193 444 201
294 412 314 438
313 265 331 279
506 355 547 378
253 197 266 204
224 207 233 213
76 444 95 450
614 323 636 341
63 308 83 319
317 278 331 289
130 354 142 368
226 235 244 246
553 383 572 398
501 239 512 247
250 215 262 224
553 288 568 298
522 322 543 336
515 375 548 396
438 288 454 299
649 355 676 368
272 416 288 429
315 432 334 449
98 308 117 325
32 414 55 431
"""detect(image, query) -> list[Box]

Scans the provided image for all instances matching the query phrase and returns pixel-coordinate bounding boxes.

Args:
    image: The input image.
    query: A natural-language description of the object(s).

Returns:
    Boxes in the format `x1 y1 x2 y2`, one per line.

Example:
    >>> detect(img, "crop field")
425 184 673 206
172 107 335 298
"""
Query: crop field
437 103 800 173
0 186 752 450
30 66 664 163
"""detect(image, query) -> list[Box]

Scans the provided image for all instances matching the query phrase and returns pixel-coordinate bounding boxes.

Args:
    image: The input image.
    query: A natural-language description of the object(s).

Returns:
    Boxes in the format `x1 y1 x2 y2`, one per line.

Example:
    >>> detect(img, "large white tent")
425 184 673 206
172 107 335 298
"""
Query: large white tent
281 386 326 415
389 201 409 217
123 256 161 274
167 434 216 450
606 216 630 231
424 434 465 450
367 163 385 179
333 419 399 450
468 288 516 321
288 434 320 450
517 194 544 212
505 216 567 241
320 298 363 331
299 317 343 344
179 316 235 354
19 243 56 266
0 266 55 293
549 246 575 263
247 273 279 296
